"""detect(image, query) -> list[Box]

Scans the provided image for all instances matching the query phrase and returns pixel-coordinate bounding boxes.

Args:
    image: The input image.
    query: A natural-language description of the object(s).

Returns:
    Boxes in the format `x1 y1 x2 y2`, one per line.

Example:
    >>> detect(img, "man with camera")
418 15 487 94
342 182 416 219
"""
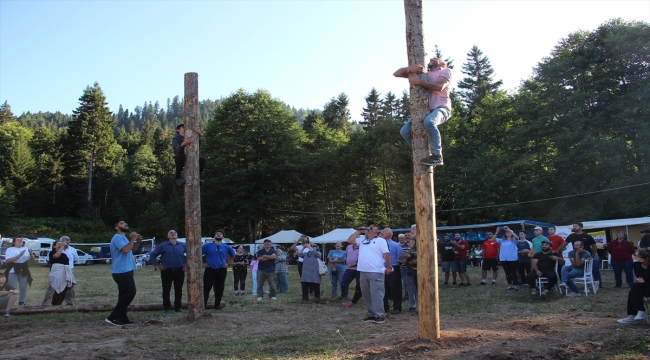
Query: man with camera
346 224 392 324
290 235 310 277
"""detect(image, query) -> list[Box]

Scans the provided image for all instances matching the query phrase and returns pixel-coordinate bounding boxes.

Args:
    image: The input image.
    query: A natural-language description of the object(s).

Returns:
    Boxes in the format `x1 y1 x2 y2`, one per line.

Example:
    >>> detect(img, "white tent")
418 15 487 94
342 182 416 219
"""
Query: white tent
580 217 650 229
310 228 357 244
254 230 308 244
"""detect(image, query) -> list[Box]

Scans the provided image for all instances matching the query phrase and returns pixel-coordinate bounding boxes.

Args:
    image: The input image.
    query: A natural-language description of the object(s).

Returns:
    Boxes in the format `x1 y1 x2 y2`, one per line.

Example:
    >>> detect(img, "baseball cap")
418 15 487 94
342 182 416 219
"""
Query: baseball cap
641 229 650 234
533 226 543 231
540 239 551 244
263 239 271 243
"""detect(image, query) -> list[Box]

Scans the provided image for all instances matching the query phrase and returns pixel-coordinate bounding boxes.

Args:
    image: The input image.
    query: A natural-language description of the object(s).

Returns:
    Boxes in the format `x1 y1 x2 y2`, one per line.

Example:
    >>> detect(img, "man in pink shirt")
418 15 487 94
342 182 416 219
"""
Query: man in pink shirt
395 58 453 166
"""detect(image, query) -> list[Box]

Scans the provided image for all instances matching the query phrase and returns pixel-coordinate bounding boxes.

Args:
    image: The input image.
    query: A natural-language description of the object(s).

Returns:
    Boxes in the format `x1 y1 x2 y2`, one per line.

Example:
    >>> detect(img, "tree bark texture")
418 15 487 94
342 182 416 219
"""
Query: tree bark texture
403 0 441 341
183 72 204 321
10 302 226 315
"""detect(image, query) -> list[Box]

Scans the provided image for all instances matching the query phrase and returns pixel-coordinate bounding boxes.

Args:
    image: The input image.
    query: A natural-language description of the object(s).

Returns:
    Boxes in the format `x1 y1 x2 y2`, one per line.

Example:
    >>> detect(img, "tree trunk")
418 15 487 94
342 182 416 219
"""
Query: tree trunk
183 72 204 321
403 0 440 340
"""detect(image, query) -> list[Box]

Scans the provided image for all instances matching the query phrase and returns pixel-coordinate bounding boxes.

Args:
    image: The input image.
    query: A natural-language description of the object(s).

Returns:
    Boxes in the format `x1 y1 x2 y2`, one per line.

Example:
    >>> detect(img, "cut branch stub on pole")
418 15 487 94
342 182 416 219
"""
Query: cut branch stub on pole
183 72 204 321
403 0 440 340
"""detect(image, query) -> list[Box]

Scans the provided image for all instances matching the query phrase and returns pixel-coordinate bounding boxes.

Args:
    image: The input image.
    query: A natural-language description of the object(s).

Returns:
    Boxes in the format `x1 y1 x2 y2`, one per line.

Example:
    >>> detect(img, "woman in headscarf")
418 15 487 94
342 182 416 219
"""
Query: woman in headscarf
298 242 322 302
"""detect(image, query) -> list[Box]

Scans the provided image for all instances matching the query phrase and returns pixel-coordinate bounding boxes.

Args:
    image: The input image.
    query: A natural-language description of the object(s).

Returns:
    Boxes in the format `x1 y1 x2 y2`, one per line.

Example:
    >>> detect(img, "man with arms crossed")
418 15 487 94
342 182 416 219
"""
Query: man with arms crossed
395 58 453 166
105 220 142 326
347 224 393 324
526 239 565 295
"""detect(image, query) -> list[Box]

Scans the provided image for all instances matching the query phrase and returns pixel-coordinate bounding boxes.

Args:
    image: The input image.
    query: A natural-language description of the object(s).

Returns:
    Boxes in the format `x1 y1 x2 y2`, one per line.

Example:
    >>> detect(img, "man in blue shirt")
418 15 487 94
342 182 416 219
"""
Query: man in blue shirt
202 230 235 310
381 228 404 315
256 239 278 301
560 240 592 297
105 220 141 326
150 230 186 314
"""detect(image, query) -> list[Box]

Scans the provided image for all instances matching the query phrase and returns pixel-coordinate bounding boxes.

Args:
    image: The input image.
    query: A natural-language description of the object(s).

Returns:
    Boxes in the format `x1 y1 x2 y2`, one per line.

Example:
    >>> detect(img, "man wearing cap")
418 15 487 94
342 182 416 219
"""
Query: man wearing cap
347 223 393 324
639 229 650 249
172 123 207 186
41 236 79 306
560 240 592 297
256 239 278 301
531 226 550 254
558 222 602 288
395 58 453 167
526 239 565 295
149 230 186 313
202 230 235 310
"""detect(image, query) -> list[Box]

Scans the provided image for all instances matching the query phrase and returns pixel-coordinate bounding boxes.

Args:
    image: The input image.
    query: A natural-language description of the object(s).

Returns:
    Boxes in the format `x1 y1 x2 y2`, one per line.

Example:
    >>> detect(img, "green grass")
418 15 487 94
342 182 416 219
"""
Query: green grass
4 262 650 359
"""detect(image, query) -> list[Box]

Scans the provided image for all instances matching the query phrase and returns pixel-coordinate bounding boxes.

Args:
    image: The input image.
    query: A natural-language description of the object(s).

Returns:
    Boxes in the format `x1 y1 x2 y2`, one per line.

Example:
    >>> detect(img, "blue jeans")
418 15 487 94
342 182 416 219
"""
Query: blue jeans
611 259 634 287
330 265 346 297
561 266 584 293
407 269 418 309
401 266 409 298
592 254 602 284
399 107 451 155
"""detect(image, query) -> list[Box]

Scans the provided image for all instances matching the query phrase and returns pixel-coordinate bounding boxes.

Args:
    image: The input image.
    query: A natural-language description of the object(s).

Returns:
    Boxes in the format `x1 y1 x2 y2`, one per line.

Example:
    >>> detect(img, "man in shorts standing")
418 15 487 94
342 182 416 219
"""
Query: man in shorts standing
480 231 500 285
438 235 457 285
452 232 471 286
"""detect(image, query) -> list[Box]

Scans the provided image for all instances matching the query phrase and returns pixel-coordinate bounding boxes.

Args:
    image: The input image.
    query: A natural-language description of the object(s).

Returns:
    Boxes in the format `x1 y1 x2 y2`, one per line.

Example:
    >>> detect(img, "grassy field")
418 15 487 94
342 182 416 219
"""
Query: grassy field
3 262 650 359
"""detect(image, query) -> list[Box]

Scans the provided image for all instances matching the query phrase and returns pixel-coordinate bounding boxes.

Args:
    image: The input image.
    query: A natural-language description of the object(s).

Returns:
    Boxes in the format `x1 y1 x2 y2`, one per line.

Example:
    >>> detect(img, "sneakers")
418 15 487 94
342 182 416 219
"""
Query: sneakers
458 283 466 287
492 280 497 285
175 178 185 186
521 284 529 288
480 281 486 285
452 282 457 286
443 282 448 285
271 297 277 301
105 318 124 326
3 311 10 317
421 153 443 166
541 289 549 296
617 315 638 324
175 308 185 313
257 297 263 302
559 282 567 289
342 302 355 308
373 316 386 324
408 308 417 314
634 311 647 321
512 286 518 291
362 316 376 323
567 292 581 297
531 289 538 295
235 290 240 296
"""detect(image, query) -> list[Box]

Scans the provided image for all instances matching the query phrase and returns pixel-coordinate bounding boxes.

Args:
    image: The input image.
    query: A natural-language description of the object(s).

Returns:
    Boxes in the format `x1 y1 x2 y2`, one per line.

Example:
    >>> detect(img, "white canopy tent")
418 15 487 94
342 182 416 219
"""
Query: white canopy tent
254 230 309 244
309 228 357 244
580 217 650 229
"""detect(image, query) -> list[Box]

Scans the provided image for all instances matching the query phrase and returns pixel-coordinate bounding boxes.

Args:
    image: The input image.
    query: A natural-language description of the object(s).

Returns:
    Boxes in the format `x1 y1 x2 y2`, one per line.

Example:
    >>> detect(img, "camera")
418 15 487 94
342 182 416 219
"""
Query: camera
499 226 507 230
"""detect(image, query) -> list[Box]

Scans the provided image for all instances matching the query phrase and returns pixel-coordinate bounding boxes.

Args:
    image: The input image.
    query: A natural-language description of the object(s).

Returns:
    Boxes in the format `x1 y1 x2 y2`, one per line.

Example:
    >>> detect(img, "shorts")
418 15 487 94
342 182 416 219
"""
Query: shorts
442 261 457 273
482 258 499 271
454 259 467 273
0 294 12 310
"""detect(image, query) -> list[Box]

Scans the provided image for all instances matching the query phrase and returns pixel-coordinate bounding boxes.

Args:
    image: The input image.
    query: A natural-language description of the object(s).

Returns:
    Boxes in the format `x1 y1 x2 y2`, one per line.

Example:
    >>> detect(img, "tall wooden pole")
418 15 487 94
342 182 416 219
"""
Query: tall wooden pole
403 0 440 340
183 72 204 321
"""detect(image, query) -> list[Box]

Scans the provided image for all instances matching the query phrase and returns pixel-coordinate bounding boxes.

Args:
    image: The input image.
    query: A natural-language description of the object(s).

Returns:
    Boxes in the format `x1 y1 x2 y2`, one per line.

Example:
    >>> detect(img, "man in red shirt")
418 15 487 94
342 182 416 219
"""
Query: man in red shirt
452 232 471 286
480 231 500 285
546 226 565 252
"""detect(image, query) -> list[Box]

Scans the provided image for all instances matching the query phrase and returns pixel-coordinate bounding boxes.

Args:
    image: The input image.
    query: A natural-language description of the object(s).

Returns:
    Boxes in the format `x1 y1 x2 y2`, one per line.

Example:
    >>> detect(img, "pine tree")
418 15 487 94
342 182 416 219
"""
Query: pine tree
457 45 503 112
61 82 118 211
322 93 351 133
0 101 15 125
360 88 382 128
380 91 398 120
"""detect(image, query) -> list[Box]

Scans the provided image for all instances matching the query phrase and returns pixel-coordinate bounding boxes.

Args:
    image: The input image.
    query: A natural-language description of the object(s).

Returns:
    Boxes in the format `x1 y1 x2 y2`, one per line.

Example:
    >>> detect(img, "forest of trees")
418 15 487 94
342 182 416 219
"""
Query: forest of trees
1 19 648 242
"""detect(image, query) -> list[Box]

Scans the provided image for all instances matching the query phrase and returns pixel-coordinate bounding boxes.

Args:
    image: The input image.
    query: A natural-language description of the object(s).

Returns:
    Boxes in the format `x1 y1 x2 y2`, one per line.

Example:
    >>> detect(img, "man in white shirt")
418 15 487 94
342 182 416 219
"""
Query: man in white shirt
346 223 393 324
41 235 78 306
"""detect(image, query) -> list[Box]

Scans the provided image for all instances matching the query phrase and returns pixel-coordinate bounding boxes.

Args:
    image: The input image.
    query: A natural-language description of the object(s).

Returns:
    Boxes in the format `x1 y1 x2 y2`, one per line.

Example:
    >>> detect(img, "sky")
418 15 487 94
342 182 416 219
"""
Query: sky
1 1 649 122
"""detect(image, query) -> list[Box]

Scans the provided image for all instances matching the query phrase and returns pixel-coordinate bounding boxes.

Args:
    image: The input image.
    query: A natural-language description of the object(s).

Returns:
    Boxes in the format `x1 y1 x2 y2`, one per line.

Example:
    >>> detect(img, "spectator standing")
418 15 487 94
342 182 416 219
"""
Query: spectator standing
105 220 142 326
531 226 550 254
452 232 470 286
617 249 650 323
202 230 235 310
290 235 310 277
346 224 392 324
47 240 75 305
0 273 19 316
4 237 35 306
399 233 410 301
256 239 278 301
498 227 519 291
546 226 565 252
249 252 259 296
438 235 457 285
41 236 78 306
474 246 483 266
480 232 500 285
516 231 532 288
639 229 650 249
341 242 362 307
327 242 347 298
150 230 186 313
401 238 418 313
232 246 249 296
275 249 290 293
604 231 636 288
381 228 403 314
298 242 322 302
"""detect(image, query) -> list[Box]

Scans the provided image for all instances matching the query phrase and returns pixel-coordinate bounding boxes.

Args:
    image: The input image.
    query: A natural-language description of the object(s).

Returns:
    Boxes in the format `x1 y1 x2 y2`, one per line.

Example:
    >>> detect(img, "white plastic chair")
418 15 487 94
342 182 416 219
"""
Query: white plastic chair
570 259 597 296
135 256 144 270
536 261 561 296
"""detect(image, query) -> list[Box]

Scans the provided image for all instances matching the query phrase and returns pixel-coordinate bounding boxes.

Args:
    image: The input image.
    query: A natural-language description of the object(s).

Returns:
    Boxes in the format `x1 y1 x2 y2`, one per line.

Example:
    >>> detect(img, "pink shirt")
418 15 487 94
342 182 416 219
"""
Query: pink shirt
250 260 258 271
345 244 359 270
427 68 452 110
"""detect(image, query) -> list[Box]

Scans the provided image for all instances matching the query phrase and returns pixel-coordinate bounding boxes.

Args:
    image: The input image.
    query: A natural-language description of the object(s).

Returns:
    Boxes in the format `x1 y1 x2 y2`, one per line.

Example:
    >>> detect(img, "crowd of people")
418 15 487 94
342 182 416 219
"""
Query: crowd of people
1 221 649 327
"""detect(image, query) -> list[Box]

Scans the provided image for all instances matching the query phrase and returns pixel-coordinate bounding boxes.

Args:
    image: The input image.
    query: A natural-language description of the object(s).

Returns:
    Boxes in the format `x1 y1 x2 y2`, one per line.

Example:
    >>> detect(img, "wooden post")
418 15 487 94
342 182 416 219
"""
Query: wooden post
183 72 204 321
403 0 440 340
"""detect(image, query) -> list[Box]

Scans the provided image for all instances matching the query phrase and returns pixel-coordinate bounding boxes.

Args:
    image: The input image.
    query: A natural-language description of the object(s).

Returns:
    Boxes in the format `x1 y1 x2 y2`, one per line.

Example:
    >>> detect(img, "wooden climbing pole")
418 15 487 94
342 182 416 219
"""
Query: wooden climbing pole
183 72 205 321
403 0 441 340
